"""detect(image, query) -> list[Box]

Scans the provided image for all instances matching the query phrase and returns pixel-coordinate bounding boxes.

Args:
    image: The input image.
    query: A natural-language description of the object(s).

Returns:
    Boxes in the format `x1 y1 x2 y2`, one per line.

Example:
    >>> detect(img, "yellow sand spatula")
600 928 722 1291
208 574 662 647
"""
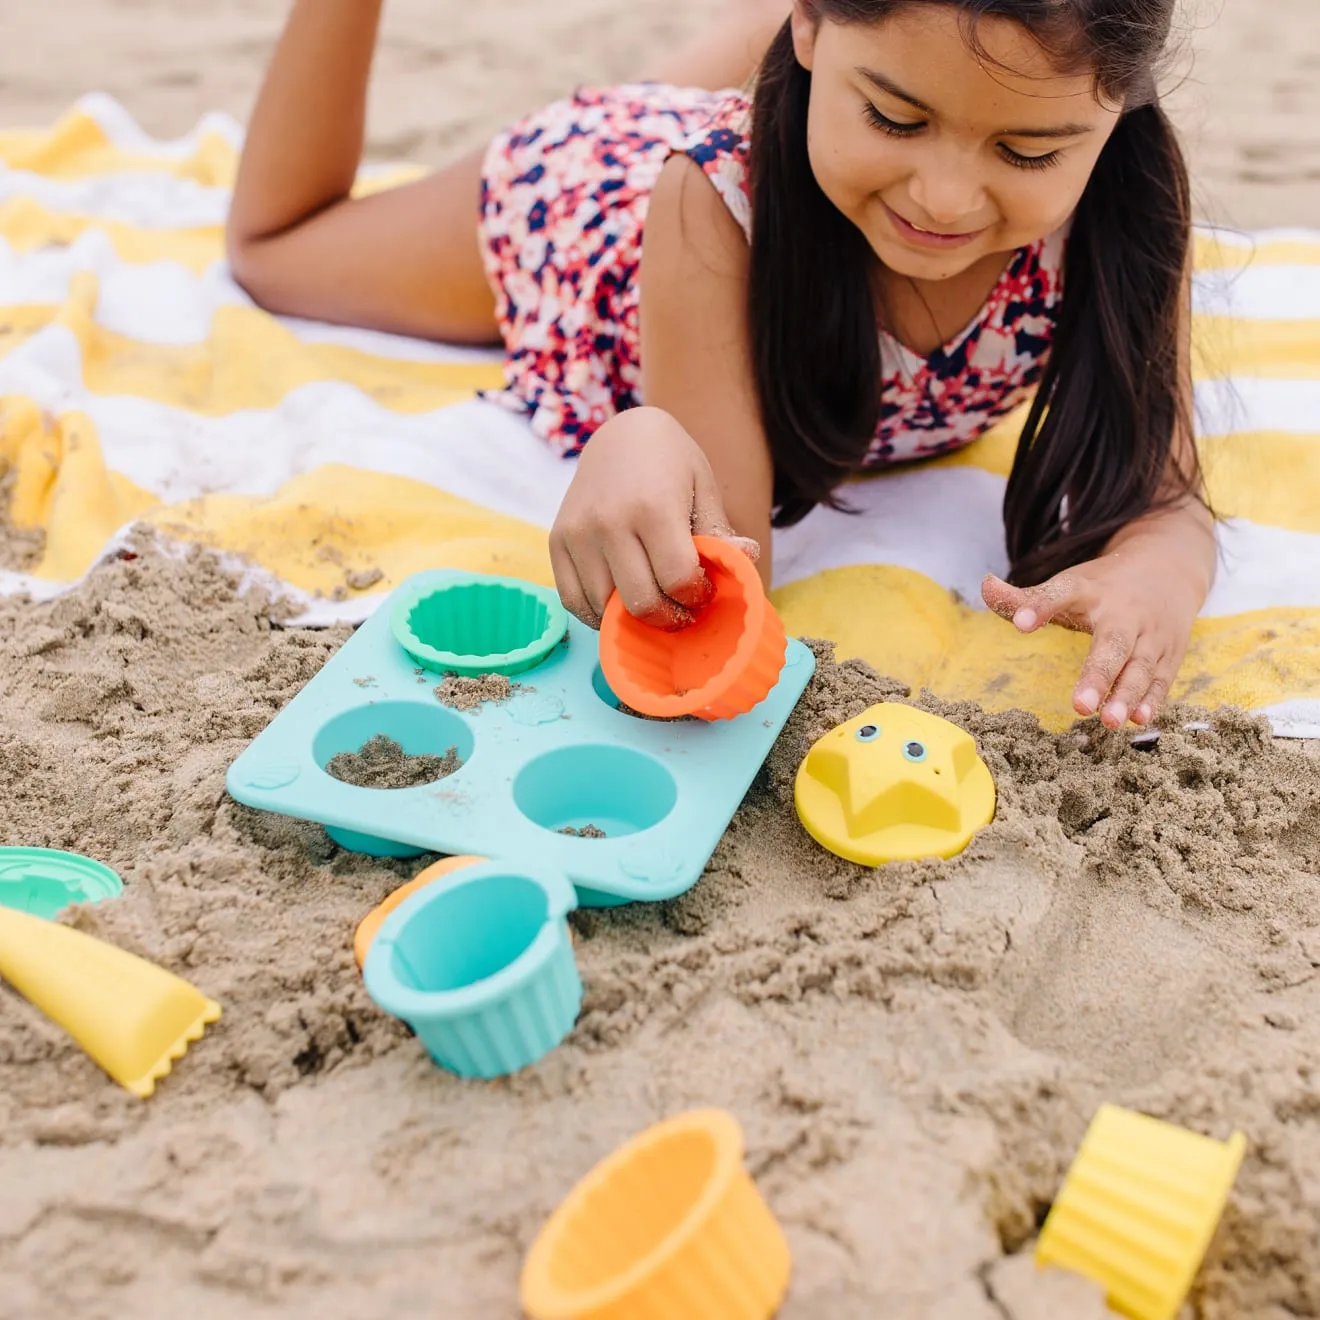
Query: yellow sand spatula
0 907 220 1098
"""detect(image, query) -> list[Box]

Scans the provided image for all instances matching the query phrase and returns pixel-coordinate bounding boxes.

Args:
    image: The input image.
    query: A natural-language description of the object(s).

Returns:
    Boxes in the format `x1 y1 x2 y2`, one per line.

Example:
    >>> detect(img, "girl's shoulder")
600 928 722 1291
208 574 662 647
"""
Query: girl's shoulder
676 88 755 240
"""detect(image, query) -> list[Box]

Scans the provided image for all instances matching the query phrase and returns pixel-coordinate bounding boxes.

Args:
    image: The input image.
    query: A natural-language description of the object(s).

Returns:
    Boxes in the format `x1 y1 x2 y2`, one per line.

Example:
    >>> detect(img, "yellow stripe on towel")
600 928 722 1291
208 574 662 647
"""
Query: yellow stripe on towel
0 108 238 185
869 409 1320 537
14 274 504 415
0 196 224 274
1195 315 1320 380
2 397 551 594
1192 230 1320 272
0 106 422 192
774 562 1320 729
1198 430 1320 533
146 465 555 600
0 396 159 580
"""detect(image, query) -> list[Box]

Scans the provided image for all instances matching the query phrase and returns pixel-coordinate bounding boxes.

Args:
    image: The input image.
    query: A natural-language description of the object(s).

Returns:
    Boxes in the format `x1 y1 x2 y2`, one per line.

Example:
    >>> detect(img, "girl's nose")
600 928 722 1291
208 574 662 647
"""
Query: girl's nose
907 154 987 229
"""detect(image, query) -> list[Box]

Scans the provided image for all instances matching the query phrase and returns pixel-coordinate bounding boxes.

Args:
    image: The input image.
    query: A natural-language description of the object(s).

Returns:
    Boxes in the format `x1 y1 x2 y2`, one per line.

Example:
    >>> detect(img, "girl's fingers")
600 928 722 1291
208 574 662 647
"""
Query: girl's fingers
1102 645 1163 728
553 534 616 628
642 518 714 614
643 525 760 612
550 534 595 627
721 534 762 563
1074 624 1136 724
603 535 694 630
1133 667 1173 726
1134 637 1185 725
980 575 1030 626
982 571 1089 633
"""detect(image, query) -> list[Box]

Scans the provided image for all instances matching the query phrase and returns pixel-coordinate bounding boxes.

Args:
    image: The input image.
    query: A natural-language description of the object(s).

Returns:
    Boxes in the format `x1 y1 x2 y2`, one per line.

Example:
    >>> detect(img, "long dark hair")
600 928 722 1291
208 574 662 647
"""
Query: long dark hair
747 0 1199 584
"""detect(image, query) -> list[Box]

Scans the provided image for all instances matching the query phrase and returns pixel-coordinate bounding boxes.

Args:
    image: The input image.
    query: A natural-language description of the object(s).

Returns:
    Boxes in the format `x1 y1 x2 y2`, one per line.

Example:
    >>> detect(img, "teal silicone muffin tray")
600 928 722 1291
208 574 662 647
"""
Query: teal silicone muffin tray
225 569 816 907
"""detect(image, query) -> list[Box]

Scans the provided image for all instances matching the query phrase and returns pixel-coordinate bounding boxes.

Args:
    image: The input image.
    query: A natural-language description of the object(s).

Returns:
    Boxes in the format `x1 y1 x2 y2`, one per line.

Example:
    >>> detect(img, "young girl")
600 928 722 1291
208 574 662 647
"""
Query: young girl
228 0 1214 731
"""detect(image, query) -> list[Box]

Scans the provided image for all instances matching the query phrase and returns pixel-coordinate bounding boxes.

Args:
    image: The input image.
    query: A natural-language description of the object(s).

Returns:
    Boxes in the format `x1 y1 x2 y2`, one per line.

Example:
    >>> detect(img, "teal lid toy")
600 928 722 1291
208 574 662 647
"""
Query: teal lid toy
0 848 124 919
363 860 582 1078
390 572 569 677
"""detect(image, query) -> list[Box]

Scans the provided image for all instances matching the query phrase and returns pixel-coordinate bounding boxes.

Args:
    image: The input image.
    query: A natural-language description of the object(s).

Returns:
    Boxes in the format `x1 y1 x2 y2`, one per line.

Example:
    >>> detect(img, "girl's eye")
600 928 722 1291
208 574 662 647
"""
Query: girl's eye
864 104 925 137
999 145 1062 172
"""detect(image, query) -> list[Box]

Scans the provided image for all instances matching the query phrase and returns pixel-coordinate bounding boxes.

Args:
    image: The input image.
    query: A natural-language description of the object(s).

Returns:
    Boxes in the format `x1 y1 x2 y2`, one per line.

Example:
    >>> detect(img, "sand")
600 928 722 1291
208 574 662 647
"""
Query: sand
326 736 464 791
5 0 1318 232
3 2 1320 1317
0 537 1318 1318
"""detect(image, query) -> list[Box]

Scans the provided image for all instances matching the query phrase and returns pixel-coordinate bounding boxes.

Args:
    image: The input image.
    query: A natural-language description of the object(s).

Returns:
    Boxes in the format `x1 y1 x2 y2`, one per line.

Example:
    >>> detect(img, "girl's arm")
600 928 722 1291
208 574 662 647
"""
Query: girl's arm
639 155 776 570
227 0 495 341
549 155 775 626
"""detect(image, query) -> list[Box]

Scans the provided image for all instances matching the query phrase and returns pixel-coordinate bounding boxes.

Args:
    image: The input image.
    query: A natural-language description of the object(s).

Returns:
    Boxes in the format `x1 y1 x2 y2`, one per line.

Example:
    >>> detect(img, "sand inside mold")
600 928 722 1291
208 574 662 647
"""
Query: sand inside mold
0 539 1317 1319
327 735 463 789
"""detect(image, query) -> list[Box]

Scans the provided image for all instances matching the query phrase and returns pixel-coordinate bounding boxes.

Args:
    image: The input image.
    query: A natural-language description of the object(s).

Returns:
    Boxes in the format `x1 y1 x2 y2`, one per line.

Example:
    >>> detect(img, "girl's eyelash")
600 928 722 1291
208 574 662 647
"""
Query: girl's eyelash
863 104 924 136
863 102 1063 172
999 146 1062 171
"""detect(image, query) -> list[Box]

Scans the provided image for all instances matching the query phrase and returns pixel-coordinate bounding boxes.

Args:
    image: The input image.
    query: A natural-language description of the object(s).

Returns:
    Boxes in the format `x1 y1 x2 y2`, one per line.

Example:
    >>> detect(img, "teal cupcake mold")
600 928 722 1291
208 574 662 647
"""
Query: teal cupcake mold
390 573 568 677
0 848 124 919
362 860 581 1078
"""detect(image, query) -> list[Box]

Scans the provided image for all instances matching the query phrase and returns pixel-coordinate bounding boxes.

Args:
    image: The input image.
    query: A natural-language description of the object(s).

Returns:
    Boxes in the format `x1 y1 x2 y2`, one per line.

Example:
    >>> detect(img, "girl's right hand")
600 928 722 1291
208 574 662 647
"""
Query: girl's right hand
549 406 757 630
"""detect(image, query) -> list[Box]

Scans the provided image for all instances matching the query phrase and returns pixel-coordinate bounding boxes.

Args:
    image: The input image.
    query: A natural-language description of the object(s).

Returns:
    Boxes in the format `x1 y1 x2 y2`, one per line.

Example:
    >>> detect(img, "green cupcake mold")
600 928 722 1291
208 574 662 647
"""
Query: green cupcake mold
390 573 569 677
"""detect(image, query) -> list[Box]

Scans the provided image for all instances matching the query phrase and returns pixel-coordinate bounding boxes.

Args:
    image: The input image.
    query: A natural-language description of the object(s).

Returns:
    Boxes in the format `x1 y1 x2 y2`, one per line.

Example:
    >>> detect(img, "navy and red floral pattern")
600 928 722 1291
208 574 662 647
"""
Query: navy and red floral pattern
478 84 1065 466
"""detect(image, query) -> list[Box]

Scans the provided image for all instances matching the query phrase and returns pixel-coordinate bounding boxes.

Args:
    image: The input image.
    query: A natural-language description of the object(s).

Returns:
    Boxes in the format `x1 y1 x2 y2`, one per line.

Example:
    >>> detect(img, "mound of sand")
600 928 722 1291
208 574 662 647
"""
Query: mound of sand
0 536 1318 1319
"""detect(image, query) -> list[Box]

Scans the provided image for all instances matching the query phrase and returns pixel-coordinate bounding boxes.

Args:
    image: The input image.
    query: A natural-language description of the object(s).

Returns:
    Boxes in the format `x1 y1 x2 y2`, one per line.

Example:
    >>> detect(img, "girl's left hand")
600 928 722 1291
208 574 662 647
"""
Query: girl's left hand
981 548 1206 730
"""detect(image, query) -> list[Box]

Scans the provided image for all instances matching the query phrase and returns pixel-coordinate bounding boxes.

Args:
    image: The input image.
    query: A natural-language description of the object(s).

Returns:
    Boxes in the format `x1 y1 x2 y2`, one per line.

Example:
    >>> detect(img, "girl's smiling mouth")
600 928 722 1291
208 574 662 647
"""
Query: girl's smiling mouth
882 200 988 249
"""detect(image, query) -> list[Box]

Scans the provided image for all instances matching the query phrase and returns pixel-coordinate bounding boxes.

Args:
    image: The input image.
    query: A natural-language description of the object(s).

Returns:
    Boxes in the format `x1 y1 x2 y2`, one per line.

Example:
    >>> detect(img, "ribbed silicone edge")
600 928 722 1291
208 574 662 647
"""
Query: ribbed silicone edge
412 927 582 1078
1035 1105 1247 1320
390 575 568 677
521 1108 792 1320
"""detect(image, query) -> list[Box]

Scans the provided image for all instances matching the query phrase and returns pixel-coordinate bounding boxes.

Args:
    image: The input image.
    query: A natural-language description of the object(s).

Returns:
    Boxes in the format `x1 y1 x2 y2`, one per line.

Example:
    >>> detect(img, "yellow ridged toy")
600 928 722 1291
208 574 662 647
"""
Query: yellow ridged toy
520 1108 791 1320
0 906 220 1099
1036 1104 1247 1320
794 702 995 865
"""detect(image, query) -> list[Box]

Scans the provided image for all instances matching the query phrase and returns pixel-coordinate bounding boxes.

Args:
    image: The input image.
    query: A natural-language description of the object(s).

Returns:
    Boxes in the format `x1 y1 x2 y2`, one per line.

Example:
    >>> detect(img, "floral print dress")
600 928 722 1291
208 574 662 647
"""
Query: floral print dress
477 83 1066 465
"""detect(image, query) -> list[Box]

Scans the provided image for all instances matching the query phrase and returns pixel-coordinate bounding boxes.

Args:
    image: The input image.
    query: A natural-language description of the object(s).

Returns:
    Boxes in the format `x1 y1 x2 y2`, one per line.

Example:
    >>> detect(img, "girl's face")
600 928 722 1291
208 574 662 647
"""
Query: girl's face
791 5 1123 281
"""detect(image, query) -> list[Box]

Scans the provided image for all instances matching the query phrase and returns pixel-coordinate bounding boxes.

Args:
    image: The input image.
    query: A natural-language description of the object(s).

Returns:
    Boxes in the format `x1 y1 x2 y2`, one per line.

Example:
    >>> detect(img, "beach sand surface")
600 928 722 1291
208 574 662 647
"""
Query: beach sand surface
3 0 1318 229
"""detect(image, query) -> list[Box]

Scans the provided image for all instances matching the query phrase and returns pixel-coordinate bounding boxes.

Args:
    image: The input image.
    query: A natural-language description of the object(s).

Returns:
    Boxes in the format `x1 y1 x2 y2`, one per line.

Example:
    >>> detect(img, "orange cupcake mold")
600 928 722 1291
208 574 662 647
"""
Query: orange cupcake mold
598 536 787 722
520 1108 791 1320
353 855 485 969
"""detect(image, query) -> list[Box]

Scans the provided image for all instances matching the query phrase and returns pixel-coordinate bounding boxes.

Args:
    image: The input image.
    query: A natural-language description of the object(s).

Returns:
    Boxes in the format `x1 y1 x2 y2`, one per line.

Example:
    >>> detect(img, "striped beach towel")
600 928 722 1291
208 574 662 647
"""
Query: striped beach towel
3 94 1319 733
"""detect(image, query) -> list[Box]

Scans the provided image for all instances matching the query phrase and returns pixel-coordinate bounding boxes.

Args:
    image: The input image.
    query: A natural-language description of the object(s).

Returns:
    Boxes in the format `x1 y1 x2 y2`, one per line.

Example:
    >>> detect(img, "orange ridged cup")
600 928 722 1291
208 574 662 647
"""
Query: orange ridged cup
598 536 787 722
520 1108 791 1320
353 855 485 969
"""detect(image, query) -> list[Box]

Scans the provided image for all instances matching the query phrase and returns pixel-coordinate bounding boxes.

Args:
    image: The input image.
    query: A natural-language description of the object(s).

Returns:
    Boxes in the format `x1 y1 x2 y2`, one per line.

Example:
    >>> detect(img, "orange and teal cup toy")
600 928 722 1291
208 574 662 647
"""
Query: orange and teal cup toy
354 854 486 969
362 859 581 1079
